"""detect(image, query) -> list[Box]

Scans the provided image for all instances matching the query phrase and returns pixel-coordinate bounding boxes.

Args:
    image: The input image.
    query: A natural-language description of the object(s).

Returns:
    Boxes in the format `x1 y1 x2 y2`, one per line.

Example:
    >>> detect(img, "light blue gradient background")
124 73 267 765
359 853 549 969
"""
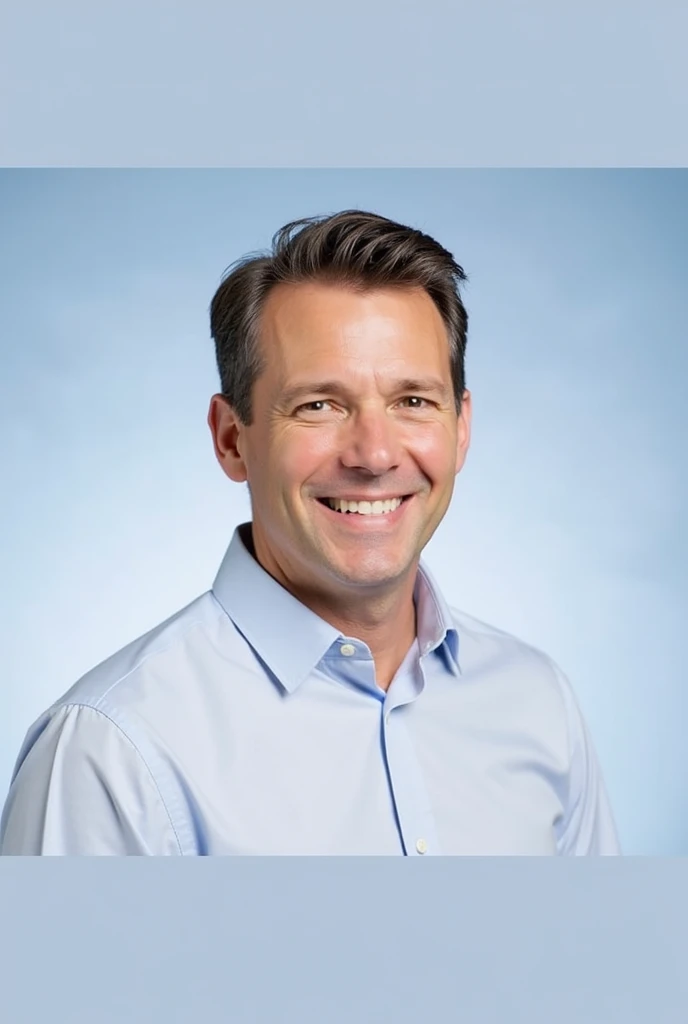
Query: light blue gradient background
2 169 686 856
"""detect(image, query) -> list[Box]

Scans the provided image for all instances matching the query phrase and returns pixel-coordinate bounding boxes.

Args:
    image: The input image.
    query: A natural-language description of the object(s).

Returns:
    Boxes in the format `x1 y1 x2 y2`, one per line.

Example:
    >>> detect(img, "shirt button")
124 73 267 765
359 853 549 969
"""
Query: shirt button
339 643 356 657
416 838 428 855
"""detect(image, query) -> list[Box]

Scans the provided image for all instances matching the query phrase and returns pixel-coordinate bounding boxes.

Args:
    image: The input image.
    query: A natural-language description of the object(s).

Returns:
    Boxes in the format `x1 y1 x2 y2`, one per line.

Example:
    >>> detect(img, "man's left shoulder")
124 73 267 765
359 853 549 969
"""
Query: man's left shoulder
448 605 569 694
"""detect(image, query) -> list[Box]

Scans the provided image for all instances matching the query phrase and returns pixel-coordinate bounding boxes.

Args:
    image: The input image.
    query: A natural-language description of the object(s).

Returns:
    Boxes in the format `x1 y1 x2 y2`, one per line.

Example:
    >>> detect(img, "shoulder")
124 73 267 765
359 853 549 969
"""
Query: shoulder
444 607 595 796
45 590 235 721
449 605 560 668
4 594 236 856
447 604 574 714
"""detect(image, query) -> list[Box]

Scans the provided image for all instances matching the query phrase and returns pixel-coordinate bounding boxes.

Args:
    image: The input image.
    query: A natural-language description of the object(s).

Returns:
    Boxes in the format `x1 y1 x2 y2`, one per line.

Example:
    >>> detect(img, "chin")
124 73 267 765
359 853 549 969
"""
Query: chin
328 558 410 588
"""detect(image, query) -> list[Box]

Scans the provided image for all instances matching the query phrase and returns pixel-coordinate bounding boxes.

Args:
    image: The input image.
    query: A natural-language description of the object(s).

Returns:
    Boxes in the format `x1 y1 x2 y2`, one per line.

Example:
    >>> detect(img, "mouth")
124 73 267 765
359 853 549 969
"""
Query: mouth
315 494 413 526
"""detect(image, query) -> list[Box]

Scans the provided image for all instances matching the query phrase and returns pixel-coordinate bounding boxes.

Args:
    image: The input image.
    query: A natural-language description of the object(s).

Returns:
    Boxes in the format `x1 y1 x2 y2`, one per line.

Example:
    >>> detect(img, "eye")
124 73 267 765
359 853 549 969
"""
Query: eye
399 396 432 409
296 400 333 413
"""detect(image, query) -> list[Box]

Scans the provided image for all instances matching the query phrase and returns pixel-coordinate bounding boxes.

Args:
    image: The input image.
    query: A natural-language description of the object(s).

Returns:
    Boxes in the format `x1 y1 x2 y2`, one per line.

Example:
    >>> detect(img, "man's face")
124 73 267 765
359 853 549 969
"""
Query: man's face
211 281 471 601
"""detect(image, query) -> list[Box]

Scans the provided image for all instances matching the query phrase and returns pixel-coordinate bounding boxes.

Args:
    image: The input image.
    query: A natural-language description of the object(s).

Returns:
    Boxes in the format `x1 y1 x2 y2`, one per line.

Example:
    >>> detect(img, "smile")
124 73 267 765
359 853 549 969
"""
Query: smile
323 496 404 515
315 495 413 524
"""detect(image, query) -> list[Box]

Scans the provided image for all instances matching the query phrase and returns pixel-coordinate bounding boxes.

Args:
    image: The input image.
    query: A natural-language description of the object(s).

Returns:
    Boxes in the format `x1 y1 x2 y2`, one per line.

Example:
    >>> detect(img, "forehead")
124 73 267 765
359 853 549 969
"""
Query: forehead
257 281 451 377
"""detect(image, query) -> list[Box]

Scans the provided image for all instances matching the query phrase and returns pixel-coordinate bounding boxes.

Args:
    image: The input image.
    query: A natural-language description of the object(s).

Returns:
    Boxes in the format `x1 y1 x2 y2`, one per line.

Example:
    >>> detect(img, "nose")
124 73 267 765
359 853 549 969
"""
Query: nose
338 406 403 476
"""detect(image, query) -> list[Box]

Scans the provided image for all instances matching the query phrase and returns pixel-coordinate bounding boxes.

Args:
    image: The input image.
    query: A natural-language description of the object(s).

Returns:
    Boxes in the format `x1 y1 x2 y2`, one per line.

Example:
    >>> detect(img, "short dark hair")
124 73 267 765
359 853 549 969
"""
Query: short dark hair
209 210 469 425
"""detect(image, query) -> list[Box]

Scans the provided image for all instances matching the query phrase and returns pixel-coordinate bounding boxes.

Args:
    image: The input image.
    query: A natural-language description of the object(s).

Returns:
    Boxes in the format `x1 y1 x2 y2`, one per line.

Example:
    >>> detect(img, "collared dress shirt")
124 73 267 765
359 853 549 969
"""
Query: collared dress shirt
0 523 620 856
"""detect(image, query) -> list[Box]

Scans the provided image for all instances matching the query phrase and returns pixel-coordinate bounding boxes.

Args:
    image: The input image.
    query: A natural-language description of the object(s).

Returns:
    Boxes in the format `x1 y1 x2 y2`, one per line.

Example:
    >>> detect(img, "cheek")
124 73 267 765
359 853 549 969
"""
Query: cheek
273 430 335 487
406 426 458 482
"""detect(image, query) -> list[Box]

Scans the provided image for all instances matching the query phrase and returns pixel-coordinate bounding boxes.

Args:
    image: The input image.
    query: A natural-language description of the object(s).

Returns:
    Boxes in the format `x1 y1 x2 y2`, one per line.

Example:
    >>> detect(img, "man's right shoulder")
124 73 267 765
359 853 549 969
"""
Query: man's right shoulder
45 590 238 719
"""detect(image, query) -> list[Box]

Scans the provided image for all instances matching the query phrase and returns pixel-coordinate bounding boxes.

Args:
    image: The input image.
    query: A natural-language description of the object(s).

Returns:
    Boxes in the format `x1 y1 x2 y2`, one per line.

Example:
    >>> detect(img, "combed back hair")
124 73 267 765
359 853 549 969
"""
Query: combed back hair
209 210 469 425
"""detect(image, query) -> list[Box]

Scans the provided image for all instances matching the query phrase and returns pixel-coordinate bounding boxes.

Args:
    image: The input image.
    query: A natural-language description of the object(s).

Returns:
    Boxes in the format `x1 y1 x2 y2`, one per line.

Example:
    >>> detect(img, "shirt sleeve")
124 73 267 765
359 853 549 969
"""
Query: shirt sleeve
554 666 622 856
0 704 182 856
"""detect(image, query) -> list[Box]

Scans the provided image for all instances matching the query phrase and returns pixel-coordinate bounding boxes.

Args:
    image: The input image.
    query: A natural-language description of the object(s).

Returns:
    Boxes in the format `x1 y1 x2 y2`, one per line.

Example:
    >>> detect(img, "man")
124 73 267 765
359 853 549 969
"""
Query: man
0 210 620 855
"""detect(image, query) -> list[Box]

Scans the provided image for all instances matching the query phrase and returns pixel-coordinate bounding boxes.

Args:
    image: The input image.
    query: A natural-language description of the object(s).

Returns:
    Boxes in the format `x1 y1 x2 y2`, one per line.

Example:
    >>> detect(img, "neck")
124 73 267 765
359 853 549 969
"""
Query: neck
243 525 418 691
307 586 418 691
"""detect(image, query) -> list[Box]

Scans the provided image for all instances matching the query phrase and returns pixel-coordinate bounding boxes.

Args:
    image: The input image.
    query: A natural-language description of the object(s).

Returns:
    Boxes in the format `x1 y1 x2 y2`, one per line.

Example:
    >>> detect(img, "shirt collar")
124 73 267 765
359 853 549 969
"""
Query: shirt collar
211 523 461 693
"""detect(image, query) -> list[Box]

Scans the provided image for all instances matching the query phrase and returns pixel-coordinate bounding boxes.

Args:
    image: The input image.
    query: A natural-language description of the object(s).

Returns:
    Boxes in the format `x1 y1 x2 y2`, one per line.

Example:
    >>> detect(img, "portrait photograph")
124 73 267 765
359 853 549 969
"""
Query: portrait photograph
1 168 685 856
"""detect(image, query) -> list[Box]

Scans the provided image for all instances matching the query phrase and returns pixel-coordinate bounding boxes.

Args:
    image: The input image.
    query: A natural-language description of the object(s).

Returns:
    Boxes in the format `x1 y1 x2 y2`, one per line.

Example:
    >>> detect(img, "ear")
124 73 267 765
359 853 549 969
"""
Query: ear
207 394 249 483
455 389 472 474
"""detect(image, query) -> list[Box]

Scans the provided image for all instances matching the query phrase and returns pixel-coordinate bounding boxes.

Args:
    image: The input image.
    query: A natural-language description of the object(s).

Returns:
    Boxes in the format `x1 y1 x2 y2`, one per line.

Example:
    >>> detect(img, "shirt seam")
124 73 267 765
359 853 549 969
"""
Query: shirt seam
539 655 576 855
60 701 185 856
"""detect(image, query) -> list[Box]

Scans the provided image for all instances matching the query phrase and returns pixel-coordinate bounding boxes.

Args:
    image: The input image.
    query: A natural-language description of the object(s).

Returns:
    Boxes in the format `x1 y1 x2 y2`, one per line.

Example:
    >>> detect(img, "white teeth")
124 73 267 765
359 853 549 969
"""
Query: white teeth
326 497 404 515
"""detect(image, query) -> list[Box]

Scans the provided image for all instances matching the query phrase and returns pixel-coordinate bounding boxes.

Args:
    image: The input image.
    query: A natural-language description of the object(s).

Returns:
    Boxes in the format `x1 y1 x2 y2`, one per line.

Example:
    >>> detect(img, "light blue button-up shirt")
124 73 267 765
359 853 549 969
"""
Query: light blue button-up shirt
0 523 620 855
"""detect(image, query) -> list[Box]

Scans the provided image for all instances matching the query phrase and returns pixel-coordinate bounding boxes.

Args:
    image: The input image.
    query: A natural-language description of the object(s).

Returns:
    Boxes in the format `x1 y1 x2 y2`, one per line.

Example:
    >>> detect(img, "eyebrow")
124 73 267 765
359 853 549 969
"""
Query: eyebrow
279 377 452 407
